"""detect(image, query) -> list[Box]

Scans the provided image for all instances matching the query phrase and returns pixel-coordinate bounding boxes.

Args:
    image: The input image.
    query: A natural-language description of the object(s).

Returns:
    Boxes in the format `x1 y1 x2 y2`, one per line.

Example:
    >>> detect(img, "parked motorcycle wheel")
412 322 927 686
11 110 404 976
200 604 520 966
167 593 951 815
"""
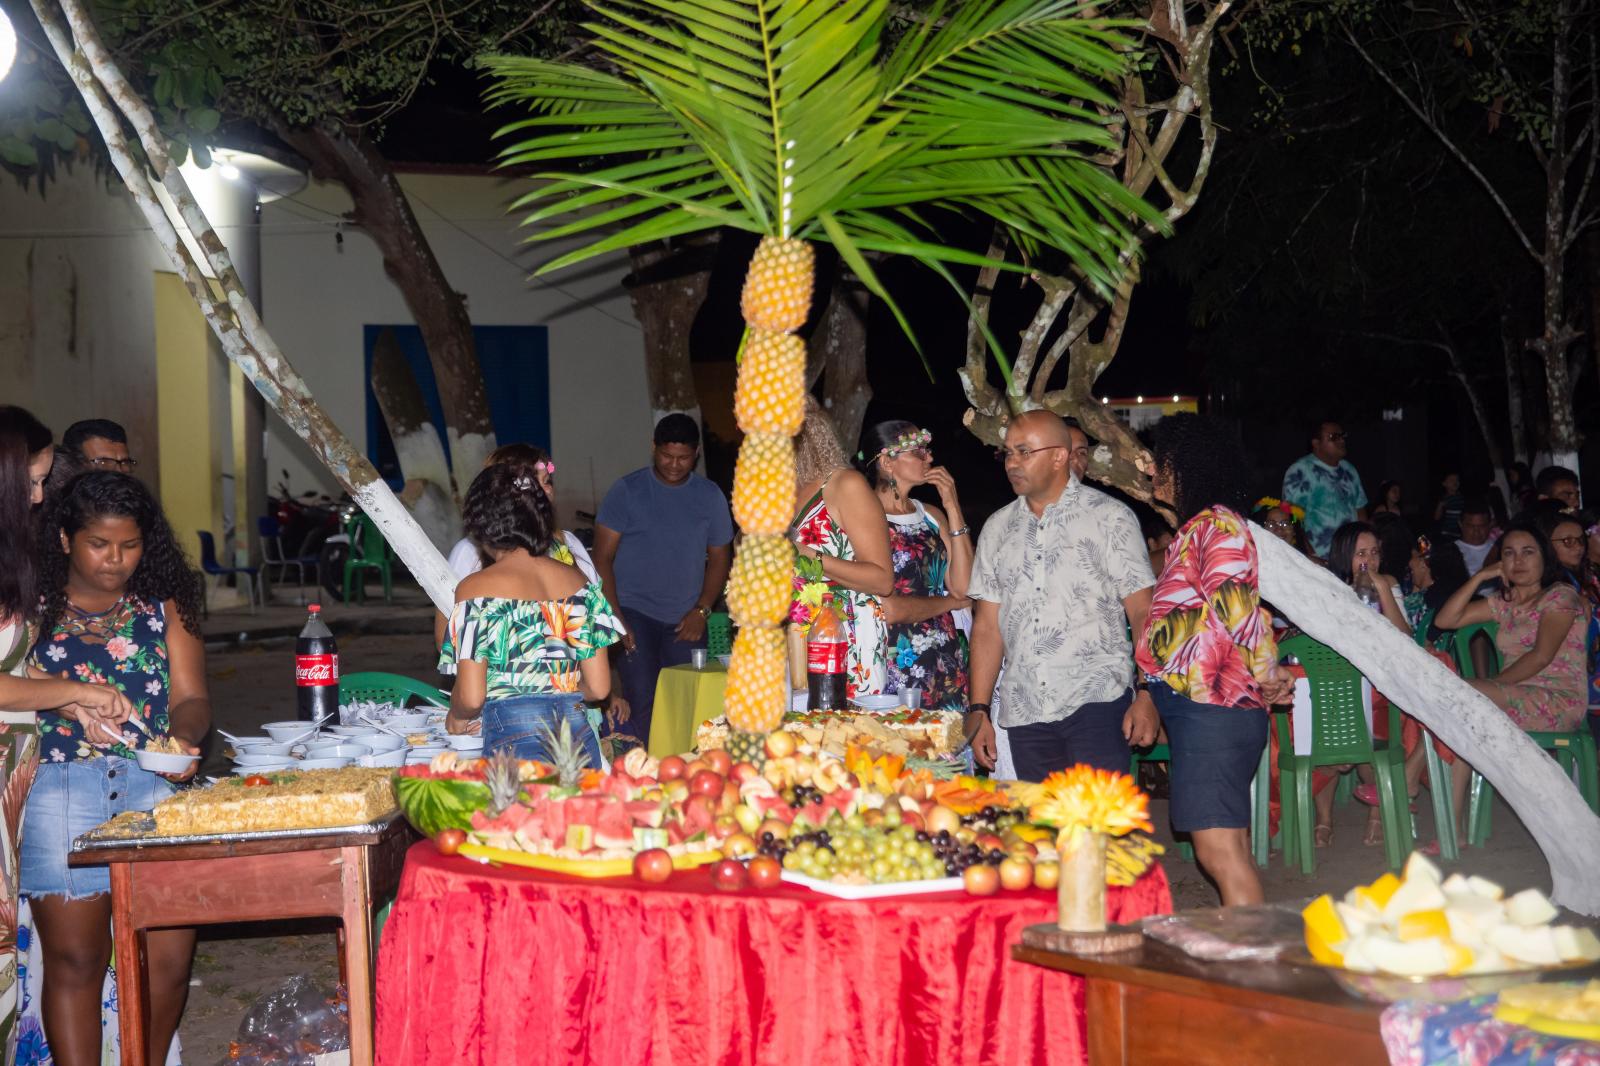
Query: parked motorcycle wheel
318 541 351 602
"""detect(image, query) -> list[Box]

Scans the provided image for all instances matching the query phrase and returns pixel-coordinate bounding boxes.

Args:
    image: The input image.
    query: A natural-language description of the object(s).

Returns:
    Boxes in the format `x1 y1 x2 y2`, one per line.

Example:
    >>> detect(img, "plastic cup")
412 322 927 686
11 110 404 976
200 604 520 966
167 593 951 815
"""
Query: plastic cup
691 649 708 670
902 688 923 710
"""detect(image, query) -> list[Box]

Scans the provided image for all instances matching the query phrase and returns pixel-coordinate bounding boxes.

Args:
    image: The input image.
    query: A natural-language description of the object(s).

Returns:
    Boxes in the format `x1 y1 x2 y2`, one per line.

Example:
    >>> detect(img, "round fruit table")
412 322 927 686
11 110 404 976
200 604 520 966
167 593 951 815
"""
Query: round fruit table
374 841 1172 1066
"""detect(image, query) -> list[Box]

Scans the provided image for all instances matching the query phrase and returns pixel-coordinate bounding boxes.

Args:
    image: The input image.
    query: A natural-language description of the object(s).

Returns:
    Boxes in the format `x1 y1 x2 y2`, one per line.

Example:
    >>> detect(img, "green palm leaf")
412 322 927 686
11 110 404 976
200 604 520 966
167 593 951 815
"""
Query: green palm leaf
482 0 1160 326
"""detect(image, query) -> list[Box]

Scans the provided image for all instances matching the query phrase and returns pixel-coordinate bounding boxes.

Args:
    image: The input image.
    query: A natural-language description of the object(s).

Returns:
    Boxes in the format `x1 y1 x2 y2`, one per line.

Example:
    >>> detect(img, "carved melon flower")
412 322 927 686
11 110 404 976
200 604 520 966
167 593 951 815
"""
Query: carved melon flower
1028 765 1152 837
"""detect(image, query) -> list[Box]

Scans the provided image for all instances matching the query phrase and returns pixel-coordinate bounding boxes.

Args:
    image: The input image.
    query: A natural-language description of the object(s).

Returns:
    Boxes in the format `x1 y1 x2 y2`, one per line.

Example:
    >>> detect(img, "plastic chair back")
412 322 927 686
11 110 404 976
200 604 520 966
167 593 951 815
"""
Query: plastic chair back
706 612 733 658
1451 621 1502 679
1279 634 1375 762
197 531 224 574
339 671 448 708
1411 606 1435 647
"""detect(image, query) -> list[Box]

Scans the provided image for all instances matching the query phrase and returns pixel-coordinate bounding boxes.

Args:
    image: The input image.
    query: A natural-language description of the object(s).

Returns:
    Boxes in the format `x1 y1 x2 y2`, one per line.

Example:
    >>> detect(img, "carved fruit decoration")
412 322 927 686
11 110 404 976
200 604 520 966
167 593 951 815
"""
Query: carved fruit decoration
723 236 815 734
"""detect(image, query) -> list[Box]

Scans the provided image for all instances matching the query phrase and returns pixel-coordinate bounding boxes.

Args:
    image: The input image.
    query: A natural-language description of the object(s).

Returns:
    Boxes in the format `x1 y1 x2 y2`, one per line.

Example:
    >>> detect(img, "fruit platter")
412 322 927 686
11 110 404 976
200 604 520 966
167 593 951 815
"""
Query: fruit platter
393 723 1165 897
1297 852 1600 1004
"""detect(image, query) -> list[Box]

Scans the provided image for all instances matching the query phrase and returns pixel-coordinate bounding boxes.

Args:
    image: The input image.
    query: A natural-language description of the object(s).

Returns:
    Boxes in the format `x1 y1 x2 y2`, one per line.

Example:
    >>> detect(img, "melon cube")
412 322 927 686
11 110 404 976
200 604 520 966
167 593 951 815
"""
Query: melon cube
1340 935 1377 973
1365 935 1456 977
1404 851 1443 885
1441 873 1472 896
1336 901 1380 938
1464 946 1511 974
1506 888 1558 927
1488 924 1561 966
1466 875 1505 901
1553 926 1600 963
1382 876 1449 924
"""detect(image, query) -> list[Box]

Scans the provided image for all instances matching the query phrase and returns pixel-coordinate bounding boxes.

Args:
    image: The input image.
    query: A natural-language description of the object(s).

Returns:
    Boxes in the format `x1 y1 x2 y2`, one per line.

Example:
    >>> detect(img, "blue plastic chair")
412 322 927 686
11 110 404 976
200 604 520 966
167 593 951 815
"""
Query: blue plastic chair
197 531 260 613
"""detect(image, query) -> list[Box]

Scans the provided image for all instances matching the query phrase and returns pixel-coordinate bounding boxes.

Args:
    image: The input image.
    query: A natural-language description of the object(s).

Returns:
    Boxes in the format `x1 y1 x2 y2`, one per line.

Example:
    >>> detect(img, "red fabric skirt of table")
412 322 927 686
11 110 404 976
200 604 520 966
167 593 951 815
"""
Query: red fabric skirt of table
375 841 1172 1066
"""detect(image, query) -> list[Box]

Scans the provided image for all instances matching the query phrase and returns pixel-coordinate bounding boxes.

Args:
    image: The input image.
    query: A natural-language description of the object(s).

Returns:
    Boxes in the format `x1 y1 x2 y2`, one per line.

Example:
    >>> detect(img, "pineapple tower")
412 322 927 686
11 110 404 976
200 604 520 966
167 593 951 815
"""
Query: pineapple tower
723 236 814 749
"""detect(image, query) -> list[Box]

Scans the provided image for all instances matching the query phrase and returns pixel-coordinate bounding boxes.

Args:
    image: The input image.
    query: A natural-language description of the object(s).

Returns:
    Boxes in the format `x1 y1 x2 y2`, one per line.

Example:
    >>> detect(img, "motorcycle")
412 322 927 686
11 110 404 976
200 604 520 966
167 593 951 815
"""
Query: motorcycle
268 472 356 601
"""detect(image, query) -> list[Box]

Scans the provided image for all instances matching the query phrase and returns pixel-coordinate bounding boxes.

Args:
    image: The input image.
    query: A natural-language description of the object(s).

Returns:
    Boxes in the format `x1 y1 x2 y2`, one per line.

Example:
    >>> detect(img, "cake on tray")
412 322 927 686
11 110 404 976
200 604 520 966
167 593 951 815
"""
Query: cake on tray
152 768 397 835
696 707 963 759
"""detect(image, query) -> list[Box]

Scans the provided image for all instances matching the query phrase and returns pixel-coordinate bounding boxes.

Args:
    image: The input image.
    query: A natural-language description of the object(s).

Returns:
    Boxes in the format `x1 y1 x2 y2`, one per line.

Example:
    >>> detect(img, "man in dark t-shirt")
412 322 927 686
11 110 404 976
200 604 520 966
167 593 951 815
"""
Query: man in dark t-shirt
594 414 733 751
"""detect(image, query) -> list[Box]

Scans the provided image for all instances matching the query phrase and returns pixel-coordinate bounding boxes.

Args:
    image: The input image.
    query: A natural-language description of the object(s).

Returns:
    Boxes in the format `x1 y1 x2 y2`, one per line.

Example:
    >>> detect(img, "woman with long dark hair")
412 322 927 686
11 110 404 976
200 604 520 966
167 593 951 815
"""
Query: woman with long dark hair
855 420 972 710
1135 414 1293 906
441 461 623 766
23 472 207 1066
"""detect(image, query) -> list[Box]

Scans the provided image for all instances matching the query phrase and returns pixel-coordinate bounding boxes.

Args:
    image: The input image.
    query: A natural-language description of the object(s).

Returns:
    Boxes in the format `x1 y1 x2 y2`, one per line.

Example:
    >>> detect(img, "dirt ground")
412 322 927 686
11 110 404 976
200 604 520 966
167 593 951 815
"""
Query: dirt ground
172 622 1555 1062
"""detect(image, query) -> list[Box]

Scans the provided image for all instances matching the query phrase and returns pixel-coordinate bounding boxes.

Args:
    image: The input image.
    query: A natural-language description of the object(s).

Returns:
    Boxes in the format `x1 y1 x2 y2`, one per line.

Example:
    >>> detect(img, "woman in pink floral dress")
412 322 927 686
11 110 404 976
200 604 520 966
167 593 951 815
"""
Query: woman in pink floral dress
1436 516 1590 839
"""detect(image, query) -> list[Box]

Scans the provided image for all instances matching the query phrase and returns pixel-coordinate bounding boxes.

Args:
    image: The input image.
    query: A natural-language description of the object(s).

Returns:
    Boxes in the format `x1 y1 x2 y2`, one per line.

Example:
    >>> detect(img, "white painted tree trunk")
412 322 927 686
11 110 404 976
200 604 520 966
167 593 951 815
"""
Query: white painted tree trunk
1254 523 1600 915
35 0 458 614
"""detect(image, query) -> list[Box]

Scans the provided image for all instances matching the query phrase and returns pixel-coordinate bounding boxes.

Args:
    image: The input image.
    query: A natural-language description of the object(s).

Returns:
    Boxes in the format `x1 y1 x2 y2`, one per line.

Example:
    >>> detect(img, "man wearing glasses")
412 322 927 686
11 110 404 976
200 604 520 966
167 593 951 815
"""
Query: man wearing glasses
964 411 1159 781
1282 419 1365 559
62 419 138 471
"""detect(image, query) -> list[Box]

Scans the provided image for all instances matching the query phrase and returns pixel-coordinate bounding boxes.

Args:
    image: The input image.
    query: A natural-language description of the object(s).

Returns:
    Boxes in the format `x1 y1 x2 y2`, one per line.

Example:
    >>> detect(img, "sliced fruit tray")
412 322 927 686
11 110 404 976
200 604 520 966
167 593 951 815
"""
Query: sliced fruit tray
456 842 722 878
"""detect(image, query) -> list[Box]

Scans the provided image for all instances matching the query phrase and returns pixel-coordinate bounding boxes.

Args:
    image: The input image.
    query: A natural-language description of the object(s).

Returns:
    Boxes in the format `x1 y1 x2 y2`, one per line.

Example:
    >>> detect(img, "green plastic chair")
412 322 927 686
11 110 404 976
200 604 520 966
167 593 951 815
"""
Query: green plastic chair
706 611 733 658
343 514 394 605
1130 740 1272 867
340 671 448 708
1450 621 1502 680
1275 635 1412 874
1466 728 1600 845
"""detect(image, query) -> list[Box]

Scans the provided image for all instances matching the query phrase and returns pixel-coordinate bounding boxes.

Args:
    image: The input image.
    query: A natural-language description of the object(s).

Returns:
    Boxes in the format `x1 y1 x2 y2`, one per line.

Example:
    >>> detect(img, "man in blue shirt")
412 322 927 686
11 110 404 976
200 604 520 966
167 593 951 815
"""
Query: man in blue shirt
594 414 733 751
1282 419 1368 559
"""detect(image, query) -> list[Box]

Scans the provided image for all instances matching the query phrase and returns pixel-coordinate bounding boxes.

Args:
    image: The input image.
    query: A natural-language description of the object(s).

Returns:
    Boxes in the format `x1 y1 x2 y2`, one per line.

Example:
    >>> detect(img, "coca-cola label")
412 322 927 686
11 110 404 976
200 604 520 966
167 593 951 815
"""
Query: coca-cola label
296 654 340 686
807 640 846 676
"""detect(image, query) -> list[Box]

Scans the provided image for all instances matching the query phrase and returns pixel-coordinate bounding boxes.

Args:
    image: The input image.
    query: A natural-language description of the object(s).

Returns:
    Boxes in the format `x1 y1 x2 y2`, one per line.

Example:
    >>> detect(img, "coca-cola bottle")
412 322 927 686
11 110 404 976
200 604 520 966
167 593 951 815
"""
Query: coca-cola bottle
806 597 848 711
295 603 340 721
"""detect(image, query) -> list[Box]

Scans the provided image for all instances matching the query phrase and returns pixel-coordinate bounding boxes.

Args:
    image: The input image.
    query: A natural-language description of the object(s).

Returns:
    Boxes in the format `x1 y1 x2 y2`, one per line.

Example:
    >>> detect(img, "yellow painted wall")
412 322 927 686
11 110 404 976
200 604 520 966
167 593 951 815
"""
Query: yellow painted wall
154 272 223 573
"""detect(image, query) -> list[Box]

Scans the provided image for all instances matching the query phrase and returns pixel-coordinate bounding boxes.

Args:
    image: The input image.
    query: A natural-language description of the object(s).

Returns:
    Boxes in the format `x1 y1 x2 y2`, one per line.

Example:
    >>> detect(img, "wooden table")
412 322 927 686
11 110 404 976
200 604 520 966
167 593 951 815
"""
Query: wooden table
1013 933 1387 1065
70 814 414 1066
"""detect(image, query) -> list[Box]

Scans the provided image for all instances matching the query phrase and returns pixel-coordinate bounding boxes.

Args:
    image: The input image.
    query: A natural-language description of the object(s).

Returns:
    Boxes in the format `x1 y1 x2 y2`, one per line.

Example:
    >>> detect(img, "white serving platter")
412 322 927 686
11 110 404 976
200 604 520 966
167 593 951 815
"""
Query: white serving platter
780 870 964 899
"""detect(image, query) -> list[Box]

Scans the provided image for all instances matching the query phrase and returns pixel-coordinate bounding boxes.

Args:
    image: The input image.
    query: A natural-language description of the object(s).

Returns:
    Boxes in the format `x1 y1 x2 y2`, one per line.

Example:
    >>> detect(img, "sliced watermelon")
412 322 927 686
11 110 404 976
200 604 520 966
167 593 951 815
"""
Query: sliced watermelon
626 800 666 828
394 773 491 838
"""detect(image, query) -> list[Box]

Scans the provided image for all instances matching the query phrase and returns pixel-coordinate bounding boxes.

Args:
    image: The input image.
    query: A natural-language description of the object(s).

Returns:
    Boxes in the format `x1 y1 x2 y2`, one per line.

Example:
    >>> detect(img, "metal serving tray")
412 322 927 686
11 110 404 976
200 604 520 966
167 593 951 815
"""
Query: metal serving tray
71 809 402 853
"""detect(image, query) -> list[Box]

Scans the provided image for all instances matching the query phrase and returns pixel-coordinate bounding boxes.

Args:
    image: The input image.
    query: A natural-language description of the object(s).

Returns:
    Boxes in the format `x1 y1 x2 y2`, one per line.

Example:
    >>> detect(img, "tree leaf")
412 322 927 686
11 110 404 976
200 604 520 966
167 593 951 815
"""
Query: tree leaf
0 138 40 167
187 108 222 134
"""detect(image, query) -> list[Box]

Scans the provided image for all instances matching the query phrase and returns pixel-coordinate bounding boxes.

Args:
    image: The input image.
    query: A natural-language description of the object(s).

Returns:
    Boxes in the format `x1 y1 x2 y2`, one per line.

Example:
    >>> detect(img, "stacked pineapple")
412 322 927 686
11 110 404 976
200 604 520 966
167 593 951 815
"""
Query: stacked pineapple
723 236 813 759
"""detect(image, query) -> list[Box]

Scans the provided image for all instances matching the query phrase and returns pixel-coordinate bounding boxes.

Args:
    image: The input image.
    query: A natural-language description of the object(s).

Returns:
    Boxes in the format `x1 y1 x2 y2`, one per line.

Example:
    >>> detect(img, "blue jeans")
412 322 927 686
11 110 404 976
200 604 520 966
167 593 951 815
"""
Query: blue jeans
22 757 173 900
614 607 704 750
1006 689 1133 781
483 694 603 769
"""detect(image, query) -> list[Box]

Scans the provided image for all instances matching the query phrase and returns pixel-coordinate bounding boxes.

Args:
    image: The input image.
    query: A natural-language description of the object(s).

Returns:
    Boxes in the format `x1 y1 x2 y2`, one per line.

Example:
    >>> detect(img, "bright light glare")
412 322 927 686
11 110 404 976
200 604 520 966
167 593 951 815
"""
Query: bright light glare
218 163 242 180
1135 395 1144 403
1171 395 1180 402
0 9 18 84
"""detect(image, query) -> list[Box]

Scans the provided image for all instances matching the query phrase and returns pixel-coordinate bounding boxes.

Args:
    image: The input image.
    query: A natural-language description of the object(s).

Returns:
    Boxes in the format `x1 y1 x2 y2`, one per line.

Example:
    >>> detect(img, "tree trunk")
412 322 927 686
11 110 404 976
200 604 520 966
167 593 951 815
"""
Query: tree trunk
626 237 713 427
1533 0 1581 475
371 327 461 551
1501 307 1529 466
275 121 497 499
1442 338 1508 486
807 276 872 451
35 0 459 613
1254 525 1600 915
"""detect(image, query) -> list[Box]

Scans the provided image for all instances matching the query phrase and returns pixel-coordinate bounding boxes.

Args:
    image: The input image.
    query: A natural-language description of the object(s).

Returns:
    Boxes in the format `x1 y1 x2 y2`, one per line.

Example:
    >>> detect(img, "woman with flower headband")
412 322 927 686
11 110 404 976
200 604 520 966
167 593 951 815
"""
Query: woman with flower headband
1250 497 1311 557
854 420 972 711
790 398 893 699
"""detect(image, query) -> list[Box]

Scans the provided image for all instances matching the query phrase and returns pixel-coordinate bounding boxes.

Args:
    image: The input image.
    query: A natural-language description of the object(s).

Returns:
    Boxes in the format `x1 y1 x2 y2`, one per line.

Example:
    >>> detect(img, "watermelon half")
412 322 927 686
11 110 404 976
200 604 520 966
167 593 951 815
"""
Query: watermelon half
394 773 491 838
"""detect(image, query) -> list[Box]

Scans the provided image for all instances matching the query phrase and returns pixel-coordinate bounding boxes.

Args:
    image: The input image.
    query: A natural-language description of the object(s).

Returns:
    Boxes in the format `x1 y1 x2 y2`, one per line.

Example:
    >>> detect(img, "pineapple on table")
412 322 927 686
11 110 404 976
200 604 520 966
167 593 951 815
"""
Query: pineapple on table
537 717 592 788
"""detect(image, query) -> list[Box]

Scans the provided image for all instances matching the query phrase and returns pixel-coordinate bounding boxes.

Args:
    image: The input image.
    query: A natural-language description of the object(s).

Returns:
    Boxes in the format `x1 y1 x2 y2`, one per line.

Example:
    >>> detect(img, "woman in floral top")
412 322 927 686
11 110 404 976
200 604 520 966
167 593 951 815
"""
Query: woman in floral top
442 462 623 767
1135 415 1293 906
23 472 208 1066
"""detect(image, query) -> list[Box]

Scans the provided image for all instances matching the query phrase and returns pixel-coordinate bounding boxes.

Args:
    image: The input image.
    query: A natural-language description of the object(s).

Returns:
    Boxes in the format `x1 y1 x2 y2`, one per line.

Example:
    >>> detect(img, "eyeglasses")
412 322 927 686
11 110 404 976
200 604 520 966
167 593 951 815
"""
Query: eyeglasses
994 444 1067 463
1263 519 1294 532
1324 432 1347 443
1551 535 1584 549
86 457 139 470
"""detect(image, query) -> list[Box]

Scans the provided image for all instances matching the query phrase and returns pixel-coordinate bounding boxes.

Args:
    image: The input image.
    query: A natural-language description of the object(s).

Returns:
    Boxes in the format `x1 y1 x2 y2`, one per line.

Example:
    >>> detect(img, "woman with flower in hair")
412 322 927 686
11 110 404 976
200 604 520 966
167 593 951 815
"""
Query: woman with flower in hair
854 420 972 710
1251 496 1311 557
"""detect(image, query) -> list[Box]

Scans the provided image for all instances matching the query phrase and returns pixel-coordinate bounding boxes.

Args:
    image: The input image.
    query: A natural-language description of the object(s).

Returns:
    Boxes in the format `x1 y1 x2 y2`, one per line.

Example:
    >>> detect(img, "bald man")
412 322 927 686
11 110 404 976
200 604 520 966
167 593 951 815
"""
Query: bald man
965 411 1158 779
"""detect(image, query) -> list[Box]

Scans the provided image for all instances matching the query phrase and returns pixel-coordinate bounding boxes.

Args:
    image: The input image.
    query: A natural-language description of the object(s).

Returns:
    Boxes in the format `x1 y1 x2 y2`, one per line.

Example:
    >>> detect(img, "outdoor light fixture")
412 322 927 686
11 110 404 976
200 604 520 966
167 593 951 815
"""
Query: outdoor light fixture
218 163 242 180
0 8 17 83
1135 395 1144 403
1101 397 1108 405
1171 395 1180 402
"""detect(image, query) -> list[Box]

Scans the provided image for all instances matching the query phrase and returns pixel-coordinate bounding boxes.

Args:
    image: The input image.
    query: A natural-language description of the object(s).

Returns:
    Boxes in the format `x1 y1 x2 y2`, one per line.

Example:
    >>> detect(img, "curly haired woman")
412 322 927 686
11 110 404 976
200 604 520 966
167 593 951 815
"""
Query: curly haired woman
23 472 208 1066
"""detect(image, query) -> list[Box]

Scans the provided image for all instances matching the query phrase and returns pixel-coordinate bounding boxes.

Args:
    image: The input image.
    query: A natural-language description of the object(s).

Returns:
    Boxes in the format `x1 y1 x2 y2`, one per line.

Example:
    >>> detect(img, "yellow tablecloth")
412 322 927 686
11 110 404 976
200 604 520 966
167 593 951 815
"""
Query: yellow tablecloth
647 663 728 757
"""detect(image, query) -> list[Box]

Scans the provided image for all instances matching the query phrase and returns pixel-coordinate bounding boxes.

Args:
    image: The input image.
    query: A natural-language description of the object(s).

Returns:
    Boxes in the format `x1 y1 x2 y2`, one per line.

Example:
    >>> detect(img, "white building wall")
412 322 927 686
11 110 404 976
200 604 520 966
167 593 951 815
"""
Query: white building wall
259 169 651 529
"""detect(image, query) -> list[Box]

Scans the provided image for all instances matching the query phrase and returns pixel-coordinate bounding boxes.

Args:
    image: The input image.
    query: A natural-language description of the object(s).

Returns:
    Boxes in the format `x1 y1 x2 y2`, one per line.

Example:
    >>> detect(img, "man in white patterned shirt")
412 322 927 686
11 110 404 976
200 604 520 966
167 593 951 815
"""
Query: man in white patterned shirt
965 412 1159 780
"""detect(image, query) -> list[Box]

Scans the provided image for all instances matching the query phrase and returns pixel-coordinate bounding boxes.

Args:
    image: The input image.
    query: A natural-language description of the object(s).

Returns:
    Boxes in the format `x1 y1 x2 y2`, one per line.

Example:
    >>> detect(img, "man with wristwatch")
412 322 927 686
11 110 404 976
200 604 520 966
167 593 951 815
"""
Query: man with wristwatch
964 412 1160 781
594 414 733 751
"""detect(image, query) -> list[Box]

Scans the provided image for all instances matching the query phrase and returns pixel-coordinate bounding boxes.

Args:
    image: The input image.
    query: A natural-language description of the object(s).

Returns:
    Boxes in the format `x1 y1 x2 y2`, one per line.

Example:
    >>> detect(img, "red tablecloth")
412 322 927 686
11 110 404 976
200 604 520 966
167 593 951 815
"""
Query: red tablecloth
375 841 1172 1066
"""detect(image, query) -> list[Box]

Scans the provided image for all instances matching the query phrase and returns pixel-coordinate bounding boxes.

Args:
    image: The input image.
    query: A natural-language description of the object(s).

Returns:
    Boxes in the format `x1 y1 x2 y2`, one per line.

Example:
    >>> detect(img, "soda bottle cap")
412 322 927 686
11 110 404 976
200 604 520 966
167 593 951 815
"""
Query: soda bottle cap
307 604 322 614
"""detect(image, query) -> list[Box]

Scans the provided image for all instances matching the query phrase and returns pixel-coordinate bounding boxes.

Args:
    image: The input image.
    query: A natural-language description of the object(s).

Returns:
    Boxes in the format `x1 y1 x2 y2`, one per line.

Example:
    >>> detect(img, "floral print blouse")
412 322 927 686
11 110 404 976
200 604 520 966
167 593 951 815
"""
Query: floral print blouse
1487 583 1589 732
791 488 888 699
1136 505 1280 710
32 597 173 763
439 582 623 699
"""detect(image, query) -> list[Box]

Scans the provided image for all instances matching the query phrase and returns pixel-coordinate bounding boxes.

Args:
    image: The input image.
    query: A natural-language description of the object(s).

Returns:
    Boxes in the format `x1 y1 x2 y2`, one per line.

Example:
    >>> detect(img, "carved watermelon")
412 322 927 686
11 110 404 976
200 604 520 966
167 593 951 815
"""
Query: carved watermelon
394 773 491 838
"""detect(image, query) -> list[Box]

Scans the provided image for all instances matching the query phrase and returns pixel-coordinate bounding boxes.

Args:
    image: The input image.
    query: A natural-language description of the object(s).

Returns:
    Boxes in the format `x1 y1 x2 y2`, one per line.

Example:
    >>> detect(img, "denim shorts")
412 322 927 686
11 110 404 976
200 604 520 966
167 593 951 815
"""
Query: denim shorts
483 694 603 769
21 756 174 900
1150 682 1267 833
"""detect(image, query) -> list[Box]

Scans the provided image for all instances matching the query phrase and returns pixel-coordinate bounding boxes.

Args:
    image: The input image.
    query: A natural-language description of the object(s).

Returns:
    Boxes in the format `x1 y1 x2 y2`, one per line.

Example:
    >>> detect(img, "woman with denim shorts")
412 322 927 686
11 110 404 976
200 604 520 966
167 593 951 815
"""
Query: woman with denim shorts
441 461 622 766
22 472 208 1065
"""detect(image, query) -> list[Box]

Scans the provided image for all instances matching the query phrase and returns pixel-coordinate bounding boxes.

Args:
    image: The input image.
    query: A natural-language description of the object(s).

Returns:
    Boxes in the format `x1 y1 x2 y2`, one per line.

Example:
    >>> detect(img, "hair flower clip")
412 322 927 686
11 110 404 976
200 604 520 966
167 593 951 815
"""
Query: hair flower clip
881 428 933 460
512 475 535 492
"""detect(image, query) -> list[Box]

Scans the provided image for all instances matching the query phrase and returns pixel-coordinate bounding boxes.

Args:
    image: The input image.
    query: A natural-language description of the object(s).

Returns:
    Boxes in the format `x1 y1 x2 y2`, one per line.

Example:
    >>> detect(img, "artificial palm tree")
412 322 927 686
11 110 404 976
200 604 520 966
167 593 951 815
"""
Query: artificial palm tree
486 0 1157 742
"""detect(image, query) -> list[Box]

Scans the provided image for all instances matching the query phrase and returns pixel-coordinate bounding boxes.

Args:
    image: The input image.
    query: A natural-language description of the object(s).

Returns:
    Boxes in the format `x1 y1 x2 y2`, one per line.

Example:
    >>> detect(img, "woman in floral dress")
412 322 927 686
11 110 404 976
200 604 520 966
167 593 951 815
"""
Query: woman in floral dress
23 472 208 1066
1437 516 1590 841
442 461 623 765
789 399 893 700
856 421 971 710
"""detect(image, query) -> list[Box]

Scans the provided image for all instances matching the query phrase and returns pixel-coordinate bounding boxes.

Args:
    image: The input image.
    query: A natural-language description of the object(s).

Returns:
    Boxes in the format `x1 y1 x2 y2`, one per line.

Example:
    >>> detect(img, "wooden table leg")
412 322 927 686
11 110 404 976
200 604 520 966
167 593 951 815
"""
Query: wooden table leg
1085 977 1128 1066
111 862 148 1066
340 845 375 1066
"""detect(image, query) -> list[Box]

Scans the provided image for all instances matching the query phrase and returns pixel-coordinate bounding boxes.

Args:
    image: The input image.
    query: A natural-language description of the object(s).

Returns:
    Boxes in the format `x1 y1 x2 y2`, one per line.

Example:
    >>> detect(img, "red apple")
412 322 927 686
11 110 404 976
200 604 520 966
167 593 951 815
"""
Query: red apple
689 769 726 798
711 858 748 891
710 815 740 842
757 818 790 841
685 759 710 778
702 749 733 776
963 864 1000 896
663 779 690 804
658 755 688 781
1033 861 1060 891
899 809 926 832
634 848 674 883
998 857 1034 891
722 832 758 859
435 828 466 856
730 761 760 784
975 833 1006 853
747 855 783 890
925 805 962 835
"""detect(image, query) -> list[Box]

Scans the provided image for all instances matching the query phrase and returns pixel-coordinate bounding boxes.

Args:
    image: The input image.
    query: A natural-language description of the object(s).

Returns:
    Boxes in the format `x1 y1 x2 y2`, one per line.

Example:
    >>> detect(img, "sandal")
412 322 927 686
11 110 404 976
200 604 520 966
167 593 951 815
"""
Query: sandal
1314 824 1334 848
1353 782 1418 812
1362 814 1383 847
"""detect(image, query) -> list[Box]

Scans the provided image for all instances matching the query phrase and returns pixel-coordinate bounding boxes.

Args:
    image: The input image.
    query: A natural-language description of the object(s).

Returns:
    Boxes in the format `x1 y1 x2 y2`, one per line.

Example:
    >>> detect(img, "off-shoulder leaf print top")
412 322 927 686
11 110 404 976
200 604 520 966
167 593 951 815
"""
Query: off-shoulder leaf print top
439 581 624 698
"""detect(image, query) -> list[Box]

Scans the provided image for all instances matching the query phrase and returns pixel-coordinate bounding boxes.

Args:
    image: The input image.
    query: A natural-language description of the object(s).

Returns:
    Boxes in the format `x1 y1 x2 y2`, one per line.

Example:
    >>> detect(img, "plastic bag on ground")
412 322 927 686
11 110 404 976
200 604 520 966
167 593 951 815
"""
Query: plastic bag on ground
216 975 348 1066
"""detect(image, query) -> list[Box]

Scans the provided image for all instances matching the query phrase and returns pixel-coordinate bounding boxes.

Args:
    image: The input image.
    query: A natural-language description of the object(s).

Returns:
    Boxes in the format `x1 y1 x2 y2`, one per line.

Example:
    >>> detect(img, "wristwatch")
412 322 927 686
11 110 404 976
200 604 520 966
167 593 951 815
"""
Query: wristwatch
965 702 991 718
695 604 712 619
